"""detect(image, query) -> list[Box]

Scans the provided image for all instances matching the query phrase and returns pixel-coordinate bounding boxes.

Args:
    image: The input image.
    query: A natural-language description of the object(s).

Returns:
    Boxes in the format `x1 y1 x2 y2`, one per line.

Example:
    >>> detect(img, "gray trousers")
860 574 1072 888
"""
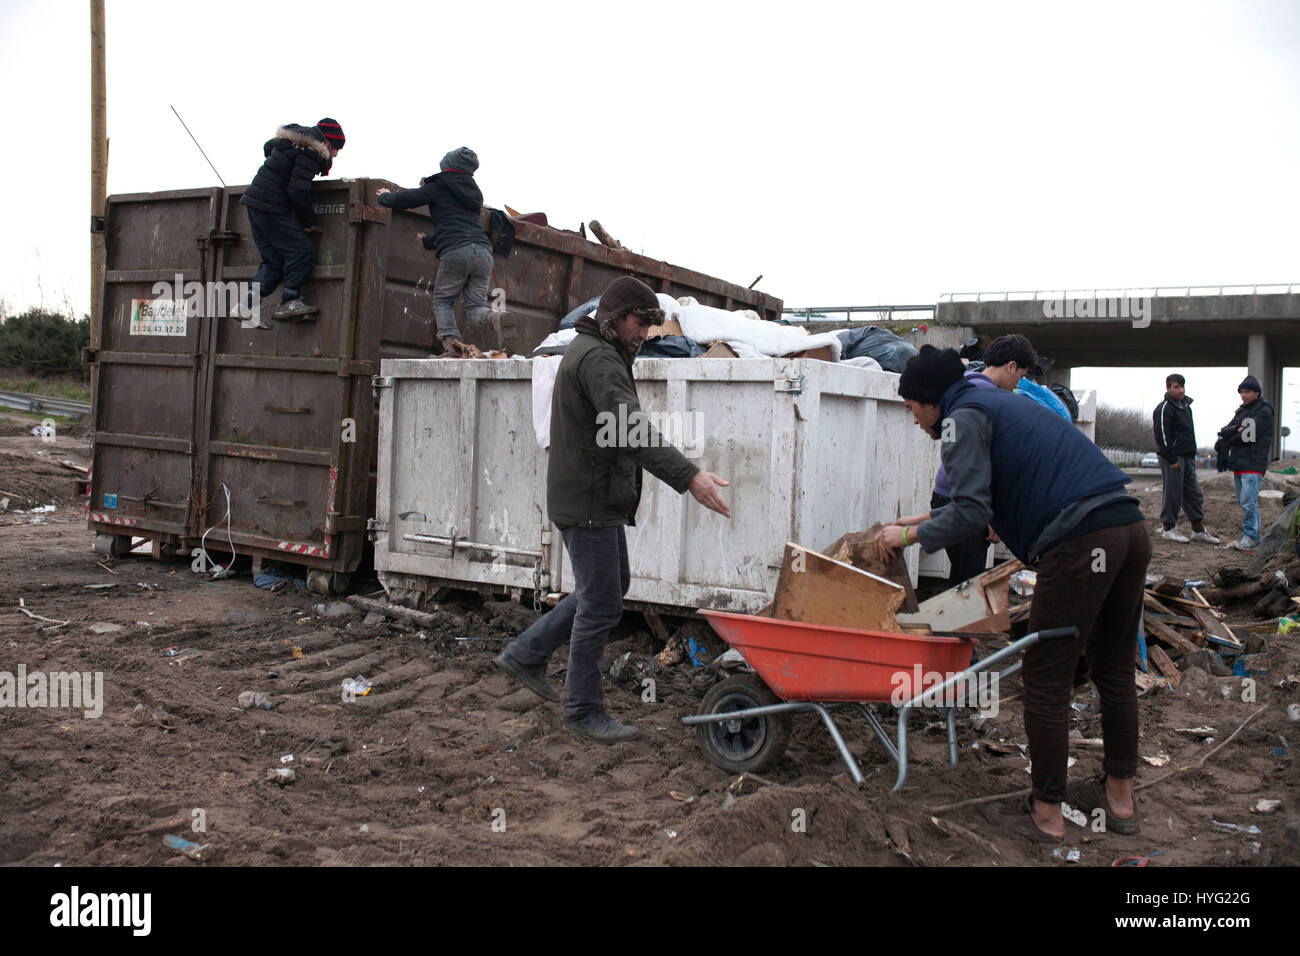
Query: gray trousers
505 526 630 719
1159 455 1204 526
433 242 493 341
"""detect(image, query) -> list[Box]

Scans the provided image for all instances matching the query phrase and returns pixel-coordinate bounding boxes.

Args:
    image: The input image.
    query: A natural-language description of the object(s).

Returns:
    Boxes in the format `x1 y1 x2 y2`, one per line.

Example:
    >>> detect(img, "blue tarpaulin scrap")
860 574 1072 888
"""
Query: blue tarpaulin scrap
255 565 307 592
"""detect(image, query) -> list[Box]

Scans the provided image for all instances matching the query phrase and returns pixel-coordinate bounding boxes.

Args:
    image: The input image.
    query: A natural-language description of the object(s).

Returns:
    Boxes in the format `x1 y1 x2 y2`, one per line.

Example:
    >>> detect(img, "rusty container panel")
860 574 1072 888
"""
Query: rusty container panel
88 188 219 538
88 176 779 585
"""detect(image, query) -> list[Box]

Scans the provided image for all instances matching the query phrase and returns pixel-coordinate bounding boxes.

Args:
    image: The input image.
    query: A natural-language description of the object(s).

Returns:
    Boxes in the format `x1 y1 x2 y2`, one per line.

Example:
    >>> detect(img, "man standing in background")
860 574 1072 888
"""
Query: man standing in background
1152 374 1219 544
1216 375 1275 550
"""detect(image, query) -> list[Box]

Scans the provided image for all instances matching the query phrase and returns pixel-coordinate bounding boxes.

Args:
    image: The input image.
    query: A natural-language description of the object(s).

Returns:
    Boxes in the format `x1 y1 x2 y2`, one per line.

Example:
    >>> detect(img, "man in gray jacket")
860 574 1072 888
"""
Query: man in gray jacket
497 276 731 743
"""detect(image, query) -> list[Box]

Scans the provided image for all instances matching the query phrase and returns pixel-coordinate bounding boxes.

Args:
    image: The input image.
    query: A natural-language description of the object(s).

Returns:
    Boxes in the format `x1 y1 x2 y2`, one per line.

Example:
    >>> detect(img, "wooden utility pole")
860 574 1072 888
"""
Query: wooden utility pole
90 0 107 341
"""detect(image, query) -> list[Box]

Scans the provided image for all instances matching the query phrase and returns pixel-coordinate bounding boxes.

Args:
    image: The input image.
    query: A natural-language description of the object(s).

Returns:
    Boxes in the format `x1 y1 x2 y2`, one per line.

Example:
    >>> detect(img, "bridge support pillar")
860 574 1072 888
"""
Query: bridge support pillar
1043 365 1072 389
1247 333 1282 460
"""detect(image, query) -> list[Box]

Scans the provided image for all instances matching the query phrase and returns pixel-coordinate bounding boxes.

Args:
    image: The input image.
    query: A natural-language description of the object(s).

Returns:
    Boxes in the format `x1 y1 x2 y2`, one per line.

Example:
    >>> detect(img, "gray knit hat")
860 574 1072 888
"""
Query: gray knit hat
440 147 479 173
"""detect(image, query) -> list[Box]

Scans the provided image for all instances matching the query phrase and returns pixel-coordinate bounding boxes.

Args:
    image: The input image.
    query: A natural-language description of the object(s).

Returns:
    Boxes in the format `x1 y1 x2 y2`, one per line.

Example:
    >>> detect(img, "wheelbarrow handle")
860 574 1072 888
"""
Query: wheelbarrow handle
1032 626 1080 641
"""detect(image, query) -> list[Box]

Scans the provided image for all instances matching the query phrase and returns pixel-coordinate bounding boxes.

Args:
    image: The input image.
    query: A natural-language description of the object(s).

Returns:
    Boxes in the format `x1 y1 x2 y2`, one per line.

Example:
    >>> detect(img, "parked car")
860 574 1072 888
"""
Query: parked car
1141 452 1159 468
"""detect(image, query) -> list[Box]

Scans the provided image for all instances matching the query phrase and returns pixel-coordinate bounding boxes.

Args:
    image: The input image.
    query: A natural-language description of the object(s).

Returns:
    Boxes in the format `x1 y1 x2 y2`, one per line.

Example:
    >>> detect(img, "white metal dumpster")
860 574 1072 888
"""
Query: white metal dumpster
371 357 942 613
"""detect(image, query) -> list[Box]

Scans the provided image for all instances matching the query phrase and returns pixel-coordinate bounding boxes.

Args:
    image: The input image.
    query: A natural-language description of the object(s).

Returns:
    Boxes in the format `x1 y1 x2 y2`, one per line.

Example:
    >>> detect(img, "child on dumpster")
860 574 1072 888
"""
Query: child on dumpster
239 117 345 327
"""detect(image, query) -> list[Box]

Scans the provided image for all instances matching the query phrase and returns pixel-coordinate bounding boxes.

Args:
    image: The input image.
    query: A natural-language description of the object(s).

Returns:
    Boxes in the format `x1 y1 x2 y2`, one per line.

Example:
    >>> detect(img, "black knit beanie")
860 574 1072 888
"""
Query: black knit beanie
898 345 966 405
317 118 346 149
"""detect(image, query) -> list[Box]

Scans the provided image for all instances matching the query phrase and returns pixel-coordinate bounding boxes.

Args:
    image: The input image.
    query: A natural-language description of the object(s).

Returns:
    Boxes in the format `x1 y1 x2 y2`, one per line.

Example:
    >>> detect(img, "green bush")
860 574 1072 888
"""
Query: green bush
0 310 90 377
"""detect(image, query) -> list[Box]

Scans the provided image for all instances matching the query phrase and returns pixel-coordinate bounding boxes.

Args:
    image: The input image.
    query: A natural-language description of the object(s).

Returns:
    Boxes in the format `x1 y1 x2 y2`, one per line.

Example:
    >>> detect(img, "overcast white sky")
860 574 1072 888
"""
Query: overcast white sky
1 0 1296 437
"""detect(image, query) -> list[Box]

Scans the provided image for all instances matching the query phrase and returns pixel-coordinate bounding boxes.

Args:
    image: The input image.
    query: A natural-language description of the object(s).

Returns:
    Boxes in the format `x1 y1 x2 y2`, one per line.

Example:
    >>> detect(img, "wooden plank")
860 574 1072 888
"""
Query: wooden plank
1144 591 1176 616
1191 606 1242 649
824 524 920 613
1148 645 1182 688
1135 670 1172 695
897 560 1022 633
1143 613 1201 656
1156 591 1222 614
1190 587 1213 608
771 542 904 632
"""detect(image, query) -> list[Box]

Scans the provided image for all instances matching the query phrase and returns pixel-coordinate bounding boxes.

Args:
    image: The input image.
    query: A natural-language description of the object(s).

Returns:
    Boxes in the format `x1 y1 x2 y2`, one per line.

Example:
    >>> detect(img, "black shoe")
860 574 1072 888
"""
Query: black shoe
495 651 559 702
563 710 640 745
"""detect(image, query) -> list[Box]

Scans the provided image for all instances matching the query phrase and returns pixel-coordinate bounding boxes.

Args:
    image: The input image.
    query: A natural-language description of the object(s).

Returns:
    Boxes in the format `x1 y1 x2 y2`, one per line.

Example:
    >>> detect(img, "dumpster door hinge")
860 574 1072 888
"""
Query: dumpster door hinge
350 202 390 225
80 347 98 366
775 374 805 395
90 215 105 234
367 517 388 539
372 375 393 390
206 228 241 244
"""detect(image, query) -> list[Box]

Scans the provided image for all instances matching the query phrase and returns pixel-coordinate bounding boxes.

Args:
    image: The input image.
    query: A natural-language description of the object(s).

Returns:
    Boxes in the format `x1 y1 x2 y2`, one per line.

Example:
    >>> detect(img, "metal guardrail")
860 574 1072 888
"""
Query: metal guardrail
0 389 91 419
938 283 1300 304
783 304 937 322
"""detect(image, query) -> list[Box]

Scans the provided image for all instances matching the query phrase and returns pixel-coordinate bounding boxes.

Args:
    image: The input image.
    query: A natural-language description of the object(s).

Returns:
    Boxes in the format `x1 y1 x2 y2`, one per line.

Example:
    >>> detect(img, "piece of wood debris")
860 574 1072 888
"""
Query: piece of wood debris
1144 613 1201 655
1191 606 1242 649
772 542 905 631
929 815 1001 856
1148 645 1182 688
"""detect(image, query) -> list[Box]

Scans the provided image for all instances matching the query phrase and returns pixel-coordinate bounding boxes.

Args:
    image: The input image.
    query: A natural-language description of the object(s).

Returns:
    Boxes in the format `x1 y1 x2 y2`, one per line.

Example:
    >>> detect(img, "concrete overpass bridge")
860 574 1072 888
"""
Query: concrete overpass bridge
788 284 1298 457
934 284 1300 408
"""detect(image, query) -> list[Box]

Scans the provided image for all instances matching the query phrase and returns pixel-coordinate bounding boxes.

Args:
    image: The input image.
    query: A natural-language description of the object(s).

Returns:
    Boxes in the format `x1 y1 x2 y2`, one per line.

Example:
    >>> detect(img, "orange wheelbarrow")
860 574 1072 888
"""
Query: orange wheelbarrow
682 610 1077 789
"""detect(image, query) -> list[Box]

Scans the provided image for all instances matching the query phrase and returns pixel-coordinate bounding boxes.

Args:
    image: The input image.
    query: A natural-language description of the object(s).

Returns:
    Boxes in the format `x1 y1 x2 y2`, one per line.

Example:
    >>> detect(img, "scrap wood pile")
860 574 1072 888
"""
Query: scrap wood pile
1136 568 1293 694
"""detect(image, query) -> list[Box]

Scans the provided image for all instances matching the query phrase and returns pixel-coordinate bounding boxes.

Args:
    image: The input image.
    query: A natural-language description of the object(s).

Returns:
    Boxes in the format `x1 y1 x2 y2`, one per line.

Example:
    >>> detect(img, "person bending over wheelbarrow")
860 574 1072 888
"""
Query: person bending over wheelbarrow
876 346 1150 843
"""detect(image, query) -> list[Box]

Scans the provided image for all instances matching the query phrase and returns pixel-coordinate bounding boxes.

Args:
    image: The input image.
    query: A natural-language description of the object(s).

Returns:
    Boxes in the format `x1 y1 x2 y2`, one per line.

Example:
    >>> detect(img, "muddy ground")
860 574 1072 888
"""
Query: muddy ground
1 414 1297 867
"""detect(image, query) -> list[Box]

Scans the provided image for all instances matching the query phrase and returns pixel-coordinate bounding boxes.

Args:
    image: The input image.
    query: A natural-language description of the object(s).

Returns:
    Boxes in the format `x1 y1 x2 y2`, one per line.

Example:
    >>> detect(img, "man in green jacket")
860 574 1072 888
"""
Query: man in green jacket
498 276 731 743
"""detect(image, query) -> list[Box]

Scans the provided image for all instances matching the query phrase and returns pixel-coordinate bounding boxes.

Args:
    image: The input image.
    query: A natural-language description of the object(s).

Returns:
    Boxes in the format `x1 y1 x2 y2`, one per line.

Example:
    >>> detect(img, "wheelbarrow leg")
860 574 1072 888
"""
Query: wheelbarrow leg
809 704 864 786
893 706 912 790
852 703 899 765
946 706 958 766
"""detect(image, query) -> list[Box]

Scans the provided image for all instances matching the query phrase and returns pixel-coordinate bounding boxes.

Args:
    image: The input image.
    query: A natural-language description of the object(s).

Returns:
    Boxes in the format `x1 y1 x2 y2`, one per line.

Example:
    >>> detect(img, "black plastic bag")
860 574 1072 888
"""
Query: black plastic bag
835 326 918 373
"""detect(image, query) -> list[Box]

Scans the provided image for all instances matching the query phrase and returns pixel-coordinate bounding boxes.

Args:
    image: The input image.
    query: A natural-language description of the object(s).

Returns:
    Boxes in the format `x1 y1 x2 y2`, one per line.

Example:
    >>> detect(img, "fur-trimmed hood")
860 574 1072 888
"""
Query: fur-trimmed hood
276 124 332 164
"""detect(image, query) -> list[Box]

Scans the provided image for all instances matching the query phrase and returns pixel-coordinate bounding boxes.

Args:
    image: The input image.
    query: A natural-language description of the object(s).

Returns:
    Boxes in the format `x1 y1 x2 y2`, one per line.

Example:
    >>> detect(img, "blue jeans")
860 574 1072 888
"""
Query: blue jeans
505 526 630 720
1234 472 1262 543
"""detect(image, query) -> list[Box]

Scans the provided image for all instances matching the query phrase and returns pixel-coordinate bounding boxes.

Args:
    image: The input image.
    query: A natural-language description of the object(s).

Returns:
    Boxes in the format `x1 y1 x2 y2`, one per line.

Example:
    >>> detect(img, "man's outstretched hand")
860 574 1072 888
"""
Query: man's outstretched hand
689 471 731 518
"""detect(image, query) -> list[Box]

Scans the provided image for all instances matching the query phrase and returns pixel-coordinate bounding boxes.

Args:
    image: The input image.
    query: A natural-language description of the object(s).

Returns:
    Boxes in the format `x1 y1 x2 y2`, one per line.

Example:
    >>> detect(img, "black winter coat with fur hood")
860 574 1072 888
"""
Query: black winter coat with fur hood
240 124 333 226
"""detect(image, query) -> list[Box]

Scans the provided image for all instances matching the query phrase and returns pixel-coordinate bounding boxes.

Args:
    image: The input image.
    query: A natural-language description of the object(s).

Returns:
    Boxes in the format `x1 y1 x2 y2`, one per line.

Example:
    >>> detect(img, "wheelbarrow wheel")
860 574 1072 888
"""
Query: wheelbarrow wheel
696 674 791 774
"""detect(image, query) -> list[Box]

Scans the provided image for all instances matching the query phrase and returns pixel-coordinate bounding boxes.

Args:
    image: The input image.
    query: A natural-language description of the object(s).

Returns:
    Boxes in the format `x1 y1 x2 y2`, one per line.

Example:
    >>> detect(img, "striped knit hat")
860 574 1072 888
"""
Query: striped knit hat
316 118 345 149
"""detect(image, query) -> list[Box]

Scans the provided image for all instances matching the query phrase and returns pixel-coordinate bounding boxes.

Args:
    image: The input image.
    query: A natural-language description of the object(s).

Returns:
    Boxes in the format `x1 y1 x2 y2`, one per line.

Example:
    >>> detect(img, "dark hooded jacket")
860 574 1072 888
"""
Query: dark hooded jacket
1152 392 1197 463
1215 397 1275 473
240 124 333 226
546 320 698 528
376 171 491 257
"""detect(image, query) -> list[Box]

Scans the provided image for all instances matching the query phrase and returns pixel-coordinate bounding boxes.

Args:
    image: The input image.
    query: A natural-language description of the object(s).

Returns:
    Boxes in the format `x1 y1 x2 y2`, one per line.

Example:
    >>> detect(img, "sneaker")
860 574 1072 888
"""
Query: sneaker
1160 528 1190 543
239 303 272 330
495 651 559 702
563 709 640 745
1189 529 1221 544
273 298 316 320
1229 537 1260 551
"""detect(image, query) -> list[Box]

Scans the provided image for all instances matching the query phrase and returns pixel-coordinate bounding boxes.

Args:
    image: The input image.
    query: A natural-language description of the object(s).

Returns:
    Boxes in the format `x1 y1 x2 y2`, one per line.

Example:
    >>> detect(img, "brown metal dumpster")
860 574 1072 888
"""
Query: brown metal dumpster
85 178 781 593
